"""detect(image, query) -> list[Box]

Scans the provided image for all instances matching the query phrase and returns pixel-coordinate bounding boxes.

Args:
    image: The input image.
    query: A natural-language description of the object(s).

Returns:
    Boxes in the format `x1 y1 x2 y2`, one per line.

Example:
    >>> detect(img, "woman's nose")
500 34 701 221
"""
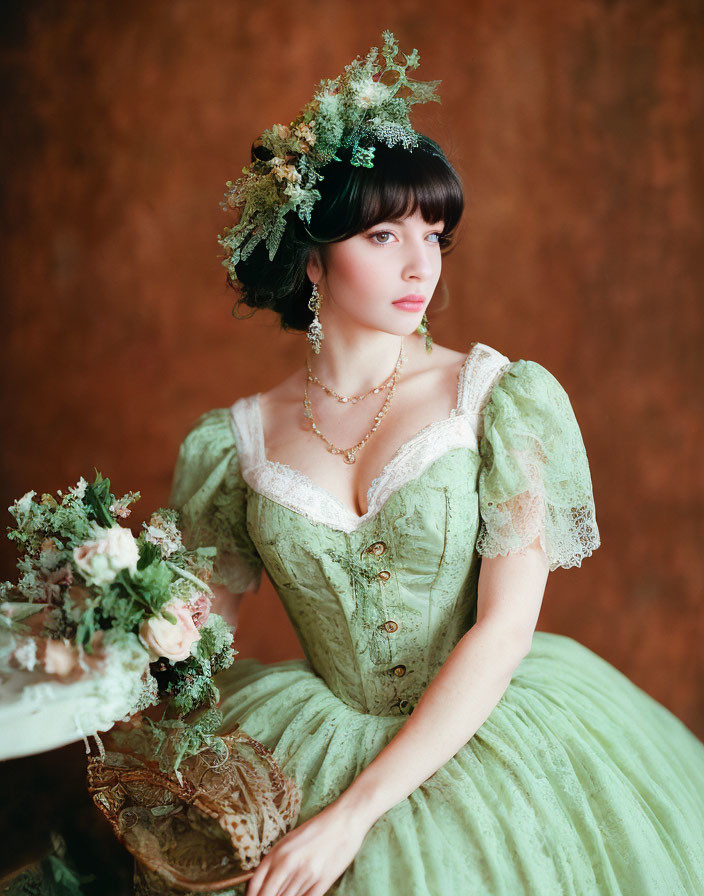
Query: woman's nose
402 240 434 279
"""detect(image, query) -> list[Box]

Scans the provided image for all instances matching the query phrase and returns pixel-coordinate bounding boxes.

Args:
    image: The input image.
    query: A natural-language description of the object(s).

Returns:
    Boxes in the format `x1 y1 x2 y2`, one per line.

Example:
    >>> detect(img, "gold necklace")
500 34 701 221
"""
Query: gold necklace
303 339 406 464
306 359 399 404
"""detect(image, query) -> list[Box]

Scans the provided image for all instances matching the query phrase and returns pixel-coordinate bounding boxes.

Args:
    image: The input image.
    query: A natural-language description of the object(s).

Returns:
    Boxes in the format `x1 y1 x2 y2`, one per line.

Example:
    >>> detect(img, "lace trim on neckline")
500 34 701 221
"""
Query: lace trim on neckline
230 342 511 532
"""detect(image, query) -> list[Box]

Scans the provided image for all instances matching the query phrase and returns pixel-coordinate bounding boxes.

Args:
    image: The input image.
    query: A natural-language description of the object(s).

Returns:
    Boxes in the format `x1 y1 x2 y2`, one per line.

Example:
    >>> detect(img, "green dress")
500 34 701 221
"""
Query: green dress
169 341 704 895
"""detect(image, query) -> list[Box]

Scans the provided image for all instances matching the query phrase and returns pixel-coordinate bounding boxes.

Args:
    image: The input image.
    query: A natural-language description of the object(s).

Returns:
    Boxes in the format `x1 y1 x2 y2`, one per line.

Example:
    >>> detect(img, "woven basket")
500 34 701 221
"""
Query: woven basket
87 724 301 894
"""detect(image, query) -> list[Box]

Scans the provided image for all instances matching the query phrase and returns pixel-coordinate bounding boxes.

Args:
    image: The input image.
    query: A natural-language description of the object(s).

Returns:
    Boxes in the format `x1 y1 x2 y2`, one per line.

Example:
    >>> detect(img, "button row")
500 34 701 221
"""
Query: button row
363 542 391 582
365 544 398 655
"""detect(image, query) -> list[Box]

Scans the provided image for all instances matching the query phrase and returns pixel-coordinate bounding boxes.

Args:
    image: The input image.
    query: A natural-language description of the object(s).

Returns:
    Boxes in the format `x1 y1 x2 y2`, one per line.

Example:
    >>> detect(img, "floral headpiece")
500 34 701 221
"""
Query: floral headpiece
217 30 441 281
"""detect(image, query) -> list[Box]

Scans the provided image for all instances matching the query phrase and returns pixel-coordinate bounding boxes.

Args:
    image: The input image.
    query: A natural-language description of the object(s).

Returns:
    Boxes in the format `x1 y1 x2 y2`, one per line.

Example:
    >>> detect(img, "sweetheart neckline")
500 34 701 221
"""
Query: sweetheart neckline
251 343 481 522
244 438 481 532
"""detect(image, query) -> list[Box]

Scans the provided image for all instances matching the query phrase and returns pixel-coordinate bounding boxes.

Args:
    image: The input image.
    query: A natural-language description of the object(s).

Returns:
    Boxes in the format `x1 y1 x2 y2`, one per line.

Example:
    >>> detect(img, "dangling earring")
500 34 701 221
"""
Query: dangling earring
416 311 433 353
307 282 324 354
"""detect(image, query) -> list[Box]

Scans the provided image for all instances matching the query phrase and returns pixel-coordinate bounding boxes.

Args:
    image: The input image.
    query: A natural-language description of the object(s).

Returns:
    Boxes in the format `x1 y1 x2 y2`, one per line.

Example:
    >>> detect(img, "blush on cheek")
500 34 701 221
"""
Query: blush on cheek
323 239 391 319
328 241 372 286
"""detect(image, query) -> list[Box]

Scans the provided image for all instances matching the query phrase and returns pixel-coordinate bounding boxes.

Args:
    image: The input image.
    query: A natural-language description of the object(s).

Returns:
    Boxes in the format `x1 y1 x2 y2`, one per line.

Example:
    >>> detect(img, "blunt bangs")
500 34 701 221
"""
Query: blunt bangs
306 134 464 248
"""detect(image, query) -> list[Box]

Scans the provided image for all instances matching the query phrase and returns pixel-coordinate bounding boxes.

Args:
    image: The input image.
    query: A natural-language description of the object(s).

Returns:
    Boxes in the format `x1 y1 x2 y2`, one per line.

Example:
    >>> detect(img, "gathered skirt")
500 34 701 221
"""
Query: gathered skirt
217 631 704 895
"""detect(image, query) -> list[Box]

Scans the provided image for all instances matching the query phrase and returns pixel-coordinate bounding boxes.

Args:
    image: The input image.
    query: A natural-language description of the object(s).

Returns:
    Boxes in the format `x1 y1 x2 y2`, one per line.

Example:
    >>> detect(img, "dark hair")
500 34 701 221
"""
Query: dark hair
227 133 464 331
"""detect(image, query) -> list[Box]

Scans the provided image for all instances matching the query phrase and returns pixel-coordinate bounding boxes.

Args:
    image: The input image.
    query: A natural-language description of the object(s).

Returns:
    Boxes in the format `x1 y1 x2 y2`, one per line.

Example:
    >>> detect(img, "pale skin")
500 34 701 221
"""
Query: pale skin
214 208 551 896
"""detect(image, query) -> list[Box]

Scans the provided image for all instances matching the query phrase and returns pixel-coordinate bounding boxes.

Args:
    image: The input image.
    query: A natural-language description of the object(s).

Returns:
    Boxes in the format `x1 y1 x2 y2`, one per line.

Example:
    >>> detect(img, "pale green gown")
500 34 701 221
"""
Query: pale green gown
169 341 704 895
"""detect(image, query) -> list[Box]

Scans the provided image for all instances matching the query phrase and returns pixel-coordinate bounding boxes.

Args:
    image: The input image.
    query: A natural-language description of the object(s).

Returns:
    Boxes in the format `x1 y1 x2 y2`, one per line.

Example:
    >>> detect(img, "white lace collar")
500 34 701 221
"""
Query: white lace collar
229 342 511 532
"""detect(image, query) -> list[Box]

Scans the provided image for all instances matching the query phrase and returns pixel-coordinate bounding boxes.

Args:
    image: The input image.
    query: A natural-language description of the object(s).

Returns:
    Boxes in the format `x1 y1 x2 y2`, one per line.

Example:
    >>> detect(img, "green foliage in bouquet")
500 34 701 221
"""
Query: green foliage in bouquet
150 613 236 716
1 471 238 771
141 706 228 781
2 472 213 642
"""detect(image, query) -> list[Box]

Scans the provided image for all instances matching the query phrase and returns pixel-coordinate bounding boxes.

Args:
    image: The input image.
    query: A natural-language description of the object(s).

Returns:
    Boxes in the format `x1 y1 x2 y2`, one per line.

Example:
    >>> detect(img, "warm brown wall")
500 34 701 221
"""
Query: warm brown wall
1 0 703 846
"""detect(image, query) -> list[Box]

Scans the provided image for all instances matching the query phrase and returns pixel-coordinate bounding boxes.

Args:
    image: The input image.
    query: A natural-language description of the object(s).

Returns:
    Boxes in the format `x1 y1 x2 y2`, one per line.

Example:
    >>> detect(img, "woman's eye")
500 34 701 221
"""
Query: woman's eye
369 231 444 245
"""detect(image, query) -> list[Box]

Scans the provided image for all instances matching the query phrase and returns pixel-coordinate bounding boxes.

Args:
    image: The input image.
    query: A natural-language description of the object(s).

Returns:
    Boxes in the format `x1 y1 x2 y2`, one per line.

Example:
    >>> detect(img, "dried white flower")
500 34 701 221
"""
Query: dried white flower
13 637 38 671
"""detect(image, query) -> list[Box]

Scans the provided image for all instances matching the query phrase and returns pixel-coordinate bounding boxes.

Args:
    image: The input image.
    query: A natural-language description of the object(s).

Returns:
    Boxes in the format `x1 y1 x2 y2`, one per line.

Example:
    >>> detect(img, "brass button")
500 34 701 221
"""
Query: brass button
381 620 398 633
367 541 387 556
377 570 391 582
391 664 406 677
391 698 414 716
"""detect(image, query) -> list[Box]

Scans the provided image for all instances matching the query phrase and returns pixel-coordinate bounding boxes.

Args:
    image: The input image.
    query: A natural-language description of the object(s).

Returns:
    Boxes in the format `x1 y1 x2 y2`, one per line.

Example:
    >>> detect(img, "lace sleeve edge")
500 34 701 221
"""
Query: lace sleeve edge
476 522 601 572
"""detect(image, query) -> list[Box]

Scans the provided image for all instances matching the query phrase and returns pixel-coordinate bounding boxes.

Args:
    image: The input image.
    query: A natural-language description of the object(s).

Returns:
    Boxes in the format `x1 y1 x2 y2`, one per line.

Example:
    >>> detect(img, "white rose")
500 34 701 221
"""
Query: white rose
73 525 140 586
138 599 201 663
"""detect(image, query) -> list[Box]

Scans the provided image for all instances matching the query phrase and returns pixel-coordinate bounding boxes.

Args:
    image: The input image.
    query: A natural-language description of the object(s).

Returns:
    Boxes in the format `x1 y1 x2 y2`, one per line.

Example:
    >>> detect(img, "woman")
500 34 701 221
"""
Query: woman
169 33 704 896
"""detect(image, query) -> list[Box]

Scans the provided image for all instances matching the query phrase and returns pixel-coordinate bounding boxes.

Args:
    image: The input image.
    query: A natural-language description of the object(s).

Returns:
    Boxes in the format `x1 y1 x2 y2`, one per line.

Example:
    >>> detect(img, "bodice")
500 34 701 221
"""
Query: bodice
241 448 484 716
228 344 509 715
169 341 600 718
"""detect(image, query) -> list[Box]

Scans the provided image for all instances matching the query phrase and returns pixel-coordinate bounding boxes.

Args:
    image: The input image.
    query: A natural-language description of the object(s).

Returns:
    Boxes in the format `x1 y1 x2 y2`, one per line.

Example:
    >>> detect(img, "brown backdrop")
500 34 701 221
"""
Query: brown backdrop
1 1 702 887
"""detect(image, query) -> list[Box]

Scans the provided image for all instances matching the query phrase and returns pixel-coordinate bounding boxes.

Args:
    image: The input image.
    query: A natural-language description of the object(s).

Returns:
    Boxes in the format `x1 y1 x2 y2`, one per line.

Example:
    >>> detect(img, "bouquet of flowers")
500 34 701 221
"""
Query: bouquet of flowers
1 471 302 891
0 471 235 767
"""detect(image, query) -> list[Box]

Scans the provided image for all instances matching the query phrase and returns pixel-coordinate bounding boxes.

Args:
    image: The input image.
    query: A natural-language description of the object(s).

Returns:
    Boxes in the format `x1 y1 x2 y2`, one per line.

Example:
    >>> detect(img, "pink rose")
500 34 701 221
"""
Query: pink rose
186 592 211 629
40 631 106 680
42 638 78 678
139 600 201 663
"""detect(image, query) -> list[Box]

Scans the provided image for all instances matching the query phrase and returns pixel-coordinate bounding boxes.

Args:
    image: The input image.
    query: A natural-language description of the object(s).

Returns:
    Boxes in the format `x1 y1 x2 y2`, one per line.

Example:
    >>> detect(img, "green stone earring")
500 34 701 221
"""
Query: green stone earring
416 312 433 353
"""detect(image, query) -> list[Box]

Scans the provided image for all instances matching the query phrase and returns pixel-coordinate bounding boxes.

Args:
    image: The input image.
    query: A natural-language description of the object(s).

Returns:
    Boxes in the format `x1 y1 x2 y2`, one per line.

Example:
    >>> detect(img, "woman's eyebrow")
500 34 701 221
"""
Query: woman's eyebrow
374 218 444 226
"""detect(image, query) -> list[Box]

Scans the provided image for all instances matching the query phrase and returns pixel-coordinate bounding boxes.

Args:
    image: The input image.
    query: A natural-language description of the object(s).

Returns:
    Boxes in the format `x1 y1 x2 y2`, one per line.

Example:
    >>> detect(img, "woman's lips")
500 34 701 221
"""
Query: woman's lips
392 299 425 312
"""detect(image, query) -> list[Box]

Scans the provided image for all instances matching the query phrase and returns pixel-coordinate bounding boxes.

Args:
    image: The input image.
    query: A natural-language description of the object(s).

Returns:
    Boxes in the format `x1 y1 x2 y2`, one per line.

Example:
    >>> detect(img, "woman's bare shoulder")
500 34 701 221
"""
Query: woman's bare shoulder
431 343 470 366
258 367 306 413
410 338 469 374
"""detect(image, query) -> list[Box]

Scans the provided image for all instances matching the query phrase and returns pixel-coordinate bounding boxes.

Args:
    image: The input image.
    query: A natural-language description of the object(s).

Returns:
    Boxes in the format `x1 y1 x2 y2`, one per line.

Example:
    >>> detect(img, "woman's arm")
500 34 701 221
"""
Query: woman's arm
245 539 550 896
332 536 550 827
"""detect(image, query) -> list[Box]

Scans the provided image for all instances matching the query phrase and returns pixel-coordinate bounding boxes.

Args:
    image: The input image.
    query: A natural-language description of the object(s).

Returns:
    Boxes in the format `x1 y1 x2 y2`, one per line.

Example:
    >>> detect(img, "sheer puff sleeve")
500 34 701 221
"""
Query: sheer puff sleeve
476 359 601 572
168 408 263 594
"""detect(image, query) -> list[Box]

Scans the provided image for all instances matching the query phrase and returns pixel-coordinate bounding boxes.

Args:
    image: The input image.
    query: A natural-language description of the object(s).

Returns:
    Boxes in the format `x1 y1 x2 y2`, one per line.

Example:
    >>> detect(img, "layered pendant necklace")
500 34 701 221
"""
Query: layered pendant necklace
303 339 406 464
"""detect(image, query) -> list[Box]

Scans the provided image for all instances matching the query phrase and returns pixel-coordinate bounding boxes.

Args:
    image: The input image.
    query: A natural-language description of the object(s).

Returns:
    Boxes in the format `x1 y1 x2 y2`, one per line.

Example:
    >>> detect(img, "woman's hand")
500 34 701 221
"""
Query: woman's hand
245 801 372 896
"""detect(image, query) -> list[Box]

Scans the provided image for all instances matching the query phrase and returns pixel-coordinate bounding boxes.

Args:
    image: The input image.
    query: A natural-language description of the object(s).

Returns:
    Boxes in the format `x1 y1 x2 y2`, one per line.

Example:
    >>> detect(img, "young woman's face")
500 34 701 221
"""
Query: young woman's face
308 207 445 337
